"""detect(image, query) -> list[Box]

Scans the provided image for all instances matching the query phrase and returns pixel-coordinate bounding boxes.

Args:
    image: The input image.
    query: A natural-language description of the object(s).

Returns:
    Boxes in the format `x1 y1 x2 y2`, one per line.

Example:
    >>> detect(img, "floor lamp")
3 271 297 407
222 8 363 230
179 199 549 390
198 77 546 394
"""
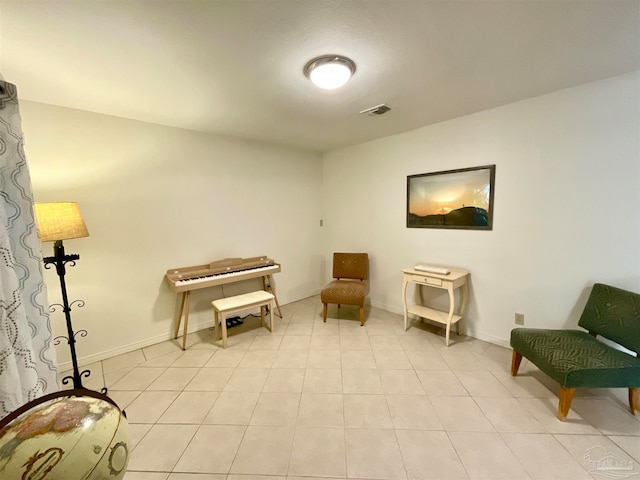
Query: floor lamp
34 202 95 391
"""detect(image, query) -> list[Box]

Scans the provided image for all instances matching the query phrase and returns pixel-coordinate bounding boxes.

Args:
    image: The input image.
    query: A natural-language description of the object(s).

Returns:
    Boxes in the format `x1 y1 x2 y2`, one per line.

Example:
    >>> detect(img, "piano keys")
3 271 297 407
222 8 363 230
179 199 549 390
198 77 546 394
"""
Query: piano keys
166 256 282 349
166 256 281 292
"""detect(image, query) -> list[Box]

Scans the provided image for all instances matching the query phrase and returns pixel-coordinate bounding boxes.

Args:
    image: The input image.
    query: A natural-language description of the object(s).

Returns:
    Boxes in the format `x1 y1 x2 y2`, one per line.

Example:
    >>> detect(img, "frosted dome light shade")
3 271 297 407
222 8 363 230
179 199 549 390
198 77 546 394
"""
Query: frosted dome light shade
310 62 351 89
304 55 356 90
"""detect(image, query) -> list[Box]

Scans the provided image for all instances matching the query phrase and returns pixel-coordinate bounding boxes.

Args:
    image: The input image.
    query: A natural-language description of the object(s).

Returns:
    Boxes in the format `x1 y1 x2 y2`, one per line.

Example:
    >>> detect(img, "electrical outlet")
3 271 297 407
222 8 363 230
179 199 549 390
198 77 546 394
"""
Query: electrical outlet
515 313 525 325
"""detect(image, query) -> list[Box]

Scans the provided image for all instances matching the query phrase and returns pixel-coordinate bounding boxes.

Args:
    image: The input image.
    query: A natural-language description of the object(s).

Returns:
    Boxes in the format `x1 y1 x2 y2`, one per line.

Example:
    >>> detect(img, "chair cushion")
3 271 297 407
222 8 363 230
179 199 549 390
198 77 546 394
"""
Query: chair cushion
321 279 368 306
511 328 640 388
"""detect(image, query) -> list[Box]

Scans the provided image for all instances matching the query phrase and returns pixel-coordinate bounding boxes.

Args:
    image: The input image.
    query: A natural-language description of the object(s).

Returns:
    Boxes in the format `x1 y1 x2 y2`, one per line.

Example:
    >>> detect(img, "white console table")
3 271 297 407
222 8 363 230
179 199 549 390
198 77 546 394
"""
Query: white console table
402 266 469 346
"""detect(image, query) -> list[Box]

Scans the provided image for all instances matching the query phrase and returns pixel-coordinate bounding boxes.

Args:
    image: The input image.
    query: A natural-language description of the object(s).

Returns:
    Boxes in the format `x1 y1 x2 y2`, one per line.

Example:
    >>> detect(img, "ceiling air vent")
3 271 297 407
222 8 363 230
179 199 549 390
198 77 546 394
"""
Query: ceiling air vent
359 103 391 116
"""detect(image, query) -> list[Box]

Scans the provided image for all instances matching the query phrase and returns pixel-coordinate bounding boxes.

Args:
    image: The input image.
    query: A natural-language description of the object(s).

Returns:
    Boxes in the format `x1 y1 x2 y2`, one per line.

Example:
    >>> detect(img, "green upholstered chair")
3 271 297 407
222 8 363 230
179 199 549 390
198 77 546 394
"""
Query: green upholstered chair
510 283 640 420
321 253 369 326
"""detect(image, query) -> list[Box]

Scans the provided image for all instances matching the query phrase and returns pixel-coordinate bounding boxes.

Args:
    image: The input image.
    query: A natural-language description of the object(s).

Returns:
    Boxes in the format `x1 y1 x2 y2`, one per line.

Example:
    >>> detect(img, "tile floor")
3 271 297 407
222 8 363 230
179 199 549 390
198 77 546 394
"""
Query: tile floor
69 296 640 480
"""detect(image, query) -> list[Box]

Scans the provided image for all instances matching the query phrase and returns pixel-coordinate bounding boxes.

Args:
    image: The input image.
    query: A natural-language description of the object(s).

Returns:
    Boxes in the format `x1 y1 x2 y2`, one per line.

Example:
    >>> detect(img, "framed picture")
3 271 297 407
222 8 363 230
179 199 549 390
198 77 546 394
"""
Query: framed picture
407 165 496 230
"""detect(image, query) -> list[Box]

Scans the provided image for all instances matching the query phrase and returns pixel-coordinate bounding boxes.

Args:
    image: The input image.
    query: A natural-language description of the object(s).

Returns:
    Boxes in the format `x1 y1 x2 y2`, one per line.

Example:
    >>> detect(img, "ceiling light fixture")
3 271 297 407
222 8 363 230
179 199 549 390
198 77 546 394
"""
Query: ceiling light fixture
304 55 356 90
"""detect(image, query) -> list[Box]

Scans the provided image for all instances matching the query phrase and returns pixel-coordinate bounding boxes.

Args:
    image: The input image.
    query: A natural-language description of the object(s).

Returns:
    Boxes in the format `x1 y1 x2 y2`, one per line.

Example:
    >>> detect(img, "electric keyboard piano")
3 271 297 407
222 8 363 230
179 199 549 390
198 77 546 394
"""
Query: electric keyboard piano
166 256 282 349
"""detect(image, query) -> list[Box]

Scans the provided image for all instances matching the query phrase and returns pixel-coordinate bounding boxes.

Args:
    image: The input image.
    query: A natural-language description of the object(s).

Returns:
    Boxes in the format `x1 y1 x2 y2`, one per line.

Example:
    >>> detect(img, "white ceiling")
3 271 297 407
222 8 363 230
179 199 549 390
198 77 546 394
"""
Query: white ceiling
1 0 638 152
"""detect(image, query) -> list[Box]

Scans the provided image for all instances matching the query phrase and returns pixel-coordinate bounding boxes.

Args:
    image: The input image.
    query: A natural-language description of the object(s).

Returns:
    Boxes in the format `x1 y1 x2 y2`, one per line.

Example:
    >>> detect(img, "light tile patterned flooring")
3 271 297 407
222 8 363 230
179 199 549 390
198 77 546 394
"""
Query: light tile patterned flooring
69 296 640 480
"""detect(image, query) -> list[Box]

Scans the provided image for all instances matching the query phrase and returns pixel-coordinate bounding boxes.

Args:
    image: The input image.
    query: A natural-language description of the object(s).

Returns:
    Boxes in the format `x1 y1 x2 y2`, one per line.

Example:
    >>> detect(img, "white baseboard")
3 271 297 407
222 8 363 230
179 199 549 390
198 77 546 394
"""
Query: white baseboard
58 289 322 371
60 290 510 370
468 331 511 349
368 299 511 349
57 317 215 371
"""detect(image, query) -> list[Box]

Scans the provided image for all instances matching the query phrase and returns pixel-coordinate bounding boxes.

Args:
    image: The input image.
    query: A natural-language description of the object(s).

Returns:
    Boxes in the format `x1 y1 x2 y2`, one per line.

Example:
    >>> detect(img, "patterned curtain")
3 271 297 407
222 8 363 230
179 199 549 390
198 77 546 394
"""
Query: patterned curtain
0 80 58 419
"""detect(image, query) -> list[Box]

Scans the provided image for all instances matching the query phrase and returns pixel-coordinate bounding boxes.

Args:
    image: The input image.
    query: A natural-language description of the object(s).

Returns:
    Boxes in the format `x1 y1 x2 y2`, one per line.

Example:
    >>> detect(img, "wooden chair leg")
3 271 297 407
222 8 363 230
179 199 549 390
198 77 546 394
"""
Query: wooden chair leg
629 387 639 415
323 303 328 323
557 387 575 421
359 305 364 326
510 350 523 376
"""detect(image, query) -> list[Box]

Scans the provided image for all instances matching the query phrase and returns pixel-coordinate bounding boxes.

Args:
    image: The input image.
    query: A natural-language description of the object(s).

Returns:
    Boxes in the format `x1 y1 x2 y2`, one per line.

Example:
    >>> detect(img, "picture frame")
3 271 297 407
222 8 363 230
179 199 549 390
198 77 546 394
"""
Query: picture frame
407 165 496 230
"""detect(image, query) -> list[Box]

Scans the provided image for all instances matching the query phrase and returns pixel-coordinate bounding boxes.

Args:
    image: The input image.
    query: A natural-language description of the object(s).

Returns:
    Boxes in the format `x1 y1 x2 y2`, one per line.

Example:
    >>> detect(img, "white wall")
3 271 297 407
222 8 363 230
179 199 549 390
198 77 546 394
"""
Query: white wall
19 102 325 367
17 71 640 367
322 72 640 346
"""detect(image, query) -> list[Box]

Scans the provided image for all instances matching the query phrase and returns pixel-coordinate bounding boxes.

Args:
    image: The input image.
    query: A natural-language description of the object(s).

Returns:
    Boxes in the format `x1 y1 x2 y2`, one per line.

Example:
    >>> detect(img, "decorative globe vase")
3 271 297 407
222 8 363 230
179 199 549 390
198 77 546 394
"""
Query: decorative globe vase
0 389 129 479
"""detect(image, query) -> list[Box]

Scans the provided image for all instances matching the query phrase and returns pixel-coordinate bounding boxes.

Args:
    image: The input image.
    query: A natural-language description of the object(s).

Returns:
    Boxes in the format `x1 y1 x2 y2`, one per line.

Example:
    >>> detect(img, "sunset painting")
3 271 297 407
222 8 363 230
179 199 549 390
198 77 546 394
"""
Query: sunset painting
407 165 495 229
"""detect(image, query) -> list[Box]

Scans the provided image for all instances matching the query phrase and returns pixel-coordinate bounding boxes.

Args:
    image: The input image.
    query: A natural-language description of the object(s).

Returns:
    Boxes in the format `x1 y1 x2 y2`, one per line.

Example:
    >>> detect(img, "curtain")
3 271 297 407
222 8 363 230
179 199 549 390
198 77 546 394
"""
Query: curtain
0 80 58 419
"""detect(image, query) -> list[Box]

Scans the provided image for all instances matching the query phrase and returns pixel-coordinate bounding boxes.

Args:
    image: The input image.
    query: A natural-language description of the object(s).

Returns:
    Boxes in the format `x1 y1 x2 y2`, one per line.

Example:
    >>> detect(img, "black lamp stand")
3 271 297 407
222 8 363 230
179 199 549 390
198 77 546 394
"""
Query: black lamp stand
44 239 102 392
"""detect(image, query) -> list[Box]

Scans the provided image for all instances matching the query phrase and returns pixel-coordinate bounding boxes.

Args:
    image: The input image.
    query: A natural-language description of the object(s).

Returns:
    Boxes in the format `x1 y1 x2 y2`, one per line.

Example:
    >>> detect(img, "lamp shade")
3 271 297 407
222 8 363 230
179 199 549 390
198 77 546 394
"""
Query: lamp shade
34 202 89 242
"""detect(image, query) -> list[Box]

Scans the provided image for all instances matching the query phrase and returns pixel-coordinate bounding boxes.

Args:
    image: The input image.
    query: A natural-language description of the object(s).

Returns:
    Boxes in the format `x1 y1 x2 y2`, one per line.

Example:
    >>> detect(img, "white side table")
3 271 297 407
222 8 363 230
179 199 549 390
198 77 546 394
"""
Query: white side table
402 267 469 346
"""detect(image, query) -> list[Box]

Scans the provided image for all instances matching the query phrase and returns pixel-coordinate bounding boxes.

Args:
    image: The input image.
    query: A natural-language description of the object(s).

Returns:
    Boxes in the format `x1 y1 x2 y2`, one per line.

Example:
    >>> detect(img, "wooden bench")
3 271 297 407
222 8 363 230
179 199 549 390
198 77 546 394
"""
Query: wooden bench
510 283 640 421
212 290 275 348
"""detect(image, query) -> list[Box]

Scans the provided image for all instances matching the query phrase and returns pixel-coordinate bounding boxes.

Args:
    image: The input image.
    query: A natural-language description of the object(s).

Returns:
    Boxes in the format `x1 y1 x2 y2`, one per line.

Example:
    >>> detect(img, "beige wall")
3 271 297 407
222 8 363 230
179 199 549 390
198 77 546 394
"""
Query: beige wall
322 72 640 346
20 102 324 367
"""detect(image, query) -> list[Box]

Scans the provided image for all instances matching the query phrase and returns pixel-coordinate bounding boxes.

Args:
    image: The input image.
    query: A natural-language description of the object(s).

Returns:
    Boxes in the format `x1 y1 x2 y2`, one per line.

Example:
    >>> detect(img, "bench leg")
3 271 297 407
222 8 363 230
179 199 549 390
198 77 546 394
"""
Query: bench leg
557 387 575 421
221 313 228 349
323 303 328 322
629 388 639 415
260 305 265 328
214 310 220 341
510 350 523 376
269 300 274 332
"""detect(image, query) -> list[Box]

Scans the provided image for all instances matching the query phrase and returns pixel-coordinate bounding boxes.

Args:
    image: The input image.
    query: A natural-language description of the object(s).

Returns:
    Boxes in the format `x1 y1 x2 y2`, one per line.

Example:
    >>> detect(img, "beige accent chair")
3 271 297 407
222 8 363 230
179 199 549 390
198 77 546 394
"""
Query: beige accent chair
321 253 369 325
